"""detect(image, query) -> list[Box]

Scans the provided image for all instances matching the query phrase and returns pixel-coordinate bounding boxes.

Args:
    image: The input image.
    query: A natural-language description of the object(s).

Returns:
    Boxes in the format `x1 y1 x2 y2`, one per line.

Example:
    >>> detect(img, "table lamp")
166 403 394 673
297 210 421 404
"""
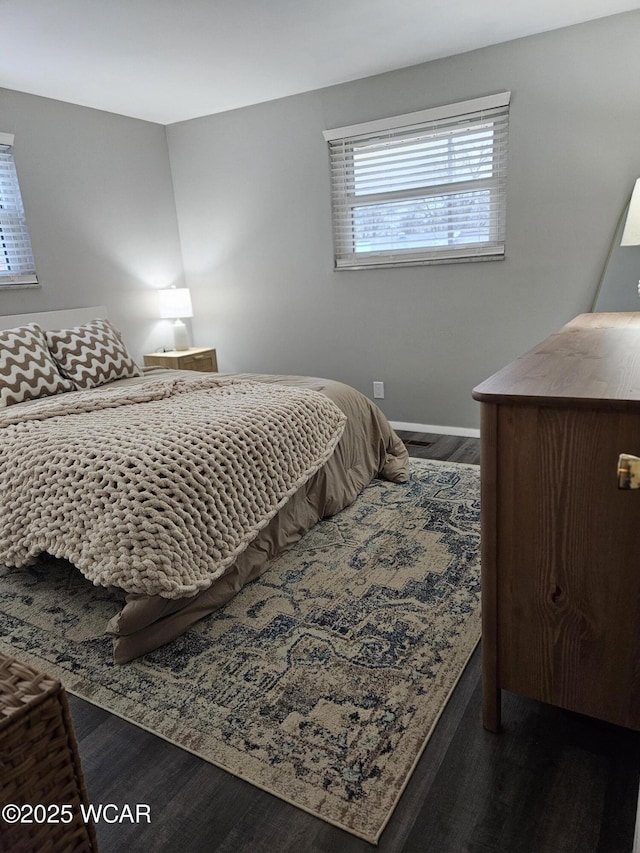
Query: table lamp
158 287 193 351
621 178 640 247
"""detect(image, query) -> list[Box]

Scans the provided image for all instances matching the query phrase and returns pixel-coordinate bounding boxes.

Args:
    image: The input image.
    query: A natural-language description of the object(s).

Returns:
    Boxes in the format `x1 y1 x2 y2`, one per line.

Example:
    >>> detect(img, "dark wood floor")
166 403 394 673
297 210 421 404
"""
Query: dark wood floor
66 433 640 853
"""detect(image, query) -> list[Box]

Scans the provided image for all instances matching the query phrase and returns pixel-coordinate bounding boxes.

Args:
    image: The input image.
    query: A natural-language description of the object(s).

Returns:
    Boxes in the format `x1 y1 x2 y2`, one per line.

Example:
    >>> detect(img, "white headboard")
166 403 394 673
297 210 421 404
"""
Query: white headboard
0 306 108 332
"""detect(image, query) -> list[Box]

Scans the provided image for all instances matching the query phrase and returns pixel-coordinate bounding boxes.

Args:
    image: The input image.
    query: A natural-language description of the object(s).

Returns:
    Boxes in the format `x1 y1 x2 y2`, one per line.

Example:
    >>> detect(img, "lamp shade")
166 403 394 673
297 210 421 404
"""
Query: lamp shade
158 287 193 319
621 178 640 246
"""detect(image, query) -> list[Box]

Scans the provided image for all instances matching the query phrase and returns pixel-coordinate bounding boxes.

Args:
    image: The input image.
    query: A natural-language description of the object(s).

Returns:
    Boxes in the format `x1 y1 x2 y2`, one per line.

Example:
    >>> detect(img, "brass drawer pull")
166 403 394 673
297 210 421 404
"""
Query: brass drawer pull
617 453 640 489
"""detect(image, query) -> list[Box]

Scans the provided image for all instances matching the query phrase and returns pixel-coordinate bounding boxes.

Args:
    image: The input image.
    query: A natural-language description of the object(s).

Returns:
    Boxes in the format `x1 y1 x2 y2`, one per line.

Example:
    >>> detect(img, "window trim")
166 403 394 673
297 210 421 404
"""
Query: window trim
323 92 510 271
0 132 39 289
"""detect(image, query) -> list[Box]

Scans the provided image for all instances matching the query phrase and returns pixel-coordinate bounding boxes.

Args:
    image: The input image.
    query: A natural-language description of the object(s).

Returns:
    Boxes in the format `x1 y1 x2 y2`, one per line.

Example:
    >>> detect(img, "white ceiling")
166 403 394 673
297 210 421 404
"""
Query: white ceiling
2 0 639 125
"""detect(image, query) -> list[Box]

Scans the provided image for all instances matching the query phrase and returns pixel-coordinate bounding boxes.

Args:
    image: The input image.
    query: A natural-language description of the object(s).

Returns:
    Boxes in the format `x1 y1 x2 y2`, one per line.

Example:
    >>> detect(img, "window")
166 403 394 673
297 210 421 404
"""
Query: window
323 92 510 270
0 132 38 288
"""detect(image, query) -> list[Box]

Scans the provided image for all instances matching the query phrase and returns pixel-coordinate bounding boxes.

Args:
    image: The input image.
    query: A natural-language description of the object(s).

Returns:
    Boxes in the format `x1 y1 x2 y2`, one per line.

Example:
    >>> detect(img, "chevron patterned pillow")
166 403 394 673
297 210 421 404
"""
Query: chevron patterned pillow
45 318 142 390
0 323 75 407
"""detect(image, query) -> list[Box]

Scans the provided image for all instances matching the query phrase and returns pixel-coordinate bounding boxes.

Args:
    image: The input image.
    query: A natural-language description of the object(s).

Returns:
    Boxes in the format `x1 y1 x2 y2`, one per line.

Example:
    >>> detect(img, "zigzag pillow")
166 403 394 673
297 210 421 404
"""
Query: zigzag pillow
45 318 142 390
0 323 75 407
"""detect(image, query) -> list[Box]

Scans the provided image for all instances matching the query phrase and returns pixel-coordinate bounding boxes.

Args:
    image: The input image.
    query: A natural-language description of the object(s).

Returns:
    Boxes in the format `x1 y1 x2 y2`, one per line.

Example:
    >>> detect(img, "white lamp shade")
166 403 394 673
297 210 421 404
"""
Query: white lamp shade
621 178 640 246
158 287 193 319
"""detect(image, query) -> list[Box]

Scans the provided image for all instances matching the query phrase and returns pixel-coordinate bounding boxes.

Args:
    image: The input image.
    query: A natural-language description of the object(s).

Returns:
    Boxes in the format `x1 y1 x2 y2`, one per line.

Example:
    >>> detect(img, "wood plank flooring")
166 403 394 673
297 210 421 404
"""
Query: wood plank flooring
66 433 640 853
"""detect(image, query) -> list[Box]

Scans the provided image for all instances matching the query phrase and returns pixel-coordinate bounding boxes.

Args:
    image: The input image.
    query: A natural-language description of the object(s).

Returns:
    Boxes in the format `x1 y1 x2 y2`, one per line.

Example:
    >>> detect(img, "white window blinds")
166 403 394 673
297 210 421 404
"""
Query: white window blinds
323 92 510 270
0 132 38 287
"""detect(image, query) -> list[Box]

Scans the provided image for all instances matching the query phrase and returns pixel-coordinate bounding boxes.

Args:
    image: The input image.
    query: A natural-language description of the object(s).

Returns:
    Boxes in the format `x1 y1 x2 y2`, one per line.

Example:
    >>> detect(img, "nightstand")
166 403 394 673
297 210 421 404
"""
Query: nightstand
143 347 218 372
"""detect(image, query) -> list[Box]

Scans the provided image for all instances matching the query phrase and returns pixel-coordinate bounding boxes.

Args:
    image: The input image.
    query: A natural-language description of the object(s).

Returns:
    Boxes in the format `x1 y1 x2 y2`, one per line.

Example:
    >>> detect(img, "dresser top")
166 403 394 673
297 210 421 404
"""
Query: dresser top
472 312 640 408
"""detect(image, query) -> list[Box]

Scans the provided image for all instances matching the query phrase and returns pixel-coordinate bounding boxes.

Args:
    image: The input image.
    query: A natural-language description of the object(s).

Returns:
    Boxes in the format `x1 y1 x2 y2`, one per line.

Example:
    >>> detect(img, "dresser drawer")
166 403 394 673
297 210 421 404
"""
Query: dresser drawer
179 352 217 372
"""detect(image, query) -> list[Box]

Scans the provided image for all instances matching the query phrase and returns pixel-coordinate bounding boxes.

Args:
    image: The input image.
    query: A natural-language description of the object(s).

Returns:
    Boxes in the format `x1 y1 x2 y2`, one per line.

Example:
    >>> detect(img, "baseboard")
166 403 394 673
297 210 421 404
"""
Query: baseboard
390 421 480 439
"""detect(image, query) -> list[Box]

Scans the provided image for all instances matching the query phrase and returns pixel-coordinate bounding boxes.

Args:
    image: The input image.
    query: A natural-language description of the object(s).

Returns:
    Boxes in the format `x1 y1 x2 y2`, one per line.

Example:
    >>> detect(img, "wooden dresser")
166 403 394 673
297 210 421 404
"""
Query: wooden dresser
472 312 640 732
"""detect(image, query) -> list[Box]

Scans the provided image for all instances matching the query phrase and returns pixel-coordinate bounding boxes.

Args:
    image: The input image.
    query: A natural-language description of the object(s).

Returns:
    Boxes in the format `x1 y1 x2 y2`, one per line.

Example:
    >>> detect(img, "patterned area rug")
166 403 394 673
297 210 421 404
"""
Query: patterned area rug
0 458 480 844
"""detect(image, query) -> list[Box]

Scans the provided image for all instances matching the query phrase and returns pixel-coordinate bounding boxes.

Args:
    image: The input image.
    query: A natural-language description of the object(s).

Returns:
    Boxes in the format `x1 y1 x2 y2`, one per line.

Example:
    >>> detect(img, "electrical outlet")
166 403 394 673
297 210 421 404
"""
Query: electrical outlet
373 381 385 399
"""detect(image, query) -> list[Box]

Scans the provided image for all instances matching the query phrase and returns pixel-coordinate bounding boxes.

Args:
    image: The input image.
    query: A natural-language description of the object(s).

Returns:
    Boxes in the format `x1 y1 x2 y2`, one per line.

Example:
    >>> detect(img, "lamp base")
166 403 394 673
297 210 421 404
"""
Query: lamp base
172 319 189 350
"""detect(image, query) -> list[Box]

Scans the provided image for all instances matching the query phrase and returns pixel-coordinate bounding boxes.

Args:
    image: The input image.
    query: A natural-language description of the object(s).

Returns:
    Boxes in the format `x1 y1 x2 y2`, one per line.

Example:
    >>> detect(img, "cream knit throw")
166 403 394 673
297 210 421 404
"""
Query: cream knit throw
0 375 346 598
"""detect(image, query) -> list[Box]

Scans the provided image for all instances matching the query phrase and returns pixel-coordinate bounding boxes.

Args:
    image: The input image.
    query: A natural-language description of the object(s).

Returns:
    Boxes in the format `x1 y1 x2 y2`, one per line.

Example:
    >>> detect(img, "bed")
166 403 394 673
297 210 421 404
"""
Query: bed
0 307 409 662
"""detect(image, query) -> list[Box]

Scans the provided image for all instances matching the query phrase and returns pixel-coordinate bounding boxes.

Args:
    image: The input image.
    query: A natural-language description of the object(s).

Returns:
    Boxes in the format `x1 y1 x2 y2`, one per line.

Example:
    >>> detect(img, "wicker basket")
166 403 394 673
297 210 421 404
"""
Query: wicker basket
0 652 99 852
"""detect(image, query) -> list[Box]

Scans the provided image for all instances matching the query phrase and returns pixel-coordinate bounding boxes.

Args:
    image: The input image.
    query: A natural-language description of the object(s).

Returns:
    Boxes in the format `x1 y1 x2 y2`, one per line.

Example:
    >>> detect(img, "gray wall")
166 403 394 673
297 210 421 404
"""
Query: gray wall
167 10 640 430
0 88 185 360
2 12 639 429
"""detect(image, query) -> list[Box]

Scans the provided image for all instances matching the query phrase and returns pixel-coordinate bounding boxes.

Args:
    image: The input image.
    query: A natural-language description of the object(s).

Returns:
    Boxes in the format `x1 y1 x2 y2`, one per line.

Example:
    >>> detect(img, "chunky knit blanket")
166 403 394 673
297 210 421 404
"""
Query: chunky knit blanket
0 375 346 598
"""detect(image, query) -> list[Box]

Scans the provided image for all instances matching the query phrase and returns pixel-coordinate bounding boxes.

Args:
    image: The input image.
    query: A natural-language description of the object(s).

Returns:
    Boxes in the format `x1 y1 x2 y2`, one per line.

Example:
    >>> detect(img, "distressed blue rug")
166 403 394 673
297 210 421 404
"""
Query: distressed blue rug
0 458 480 844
